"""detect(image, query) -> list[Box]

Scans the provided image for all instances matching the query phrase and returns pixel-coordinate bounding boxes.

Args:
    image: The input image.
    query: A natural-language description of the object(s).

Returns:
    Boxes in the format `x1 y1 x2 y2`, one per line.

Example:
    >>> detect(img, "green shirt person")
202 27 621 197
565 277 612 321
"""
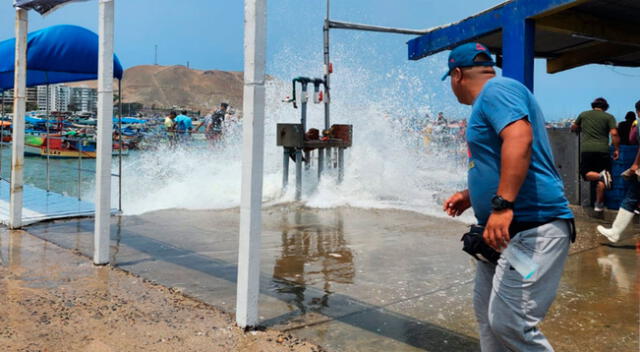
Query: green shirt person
571 97 620 212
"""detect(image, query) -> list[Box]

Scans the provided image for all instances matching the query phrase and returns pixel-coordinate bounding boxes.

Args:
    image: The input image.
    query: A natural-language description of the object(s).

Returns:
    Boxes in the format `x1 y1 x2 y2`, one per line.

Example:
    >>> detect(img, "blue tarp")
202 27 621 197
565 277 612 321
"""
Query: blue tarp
114 117 147 124
0 25 123 90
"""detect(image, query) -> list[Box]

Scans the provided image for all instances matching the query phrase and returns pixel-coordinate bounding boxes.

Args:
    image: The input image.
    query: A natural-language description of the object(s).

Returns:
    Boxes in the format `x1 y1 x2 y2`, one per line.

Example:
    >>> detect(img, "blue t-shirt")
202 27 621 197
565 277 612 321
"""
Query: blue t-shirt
174 114 193 131
467 77 573 225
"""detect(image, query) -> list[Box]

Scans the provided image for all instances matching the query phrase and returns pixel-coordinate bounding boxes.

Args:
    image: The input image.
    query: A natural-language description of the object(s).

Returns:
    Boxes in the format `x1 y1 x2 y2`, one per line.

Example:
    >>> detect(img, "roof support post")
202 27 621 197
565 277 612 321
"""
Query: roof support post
236 0 266 329
502 18 535 92
9 8 28 230
94 0 114 265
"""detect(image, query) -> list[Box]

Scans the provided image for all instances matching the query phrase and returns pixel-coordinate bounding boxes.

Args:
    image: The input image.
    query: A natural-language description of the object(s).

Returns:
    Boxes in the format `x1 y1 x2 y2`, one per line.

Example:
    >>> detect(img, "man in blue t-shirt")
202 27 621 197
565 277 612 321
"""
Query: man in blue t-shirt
441 43 574 351
174 110 193 141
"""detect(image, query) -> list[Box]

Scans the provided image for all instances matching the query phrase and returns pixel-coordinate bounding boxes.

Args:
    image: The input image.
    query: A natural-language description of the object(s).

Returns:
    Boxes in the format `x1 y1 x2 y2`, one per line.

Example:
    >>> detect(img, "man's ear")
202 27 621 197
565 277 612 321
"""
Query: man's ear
451 67 463 82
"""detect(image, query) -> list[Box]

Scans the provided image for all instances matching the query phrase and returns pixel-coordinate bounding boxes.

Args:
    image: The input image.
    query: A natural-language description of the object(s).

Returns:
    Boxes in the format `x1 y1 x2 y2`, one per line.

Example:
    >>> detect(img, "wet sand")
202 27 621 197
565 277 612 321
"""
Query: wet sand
25 205 639 351
0 229 322 352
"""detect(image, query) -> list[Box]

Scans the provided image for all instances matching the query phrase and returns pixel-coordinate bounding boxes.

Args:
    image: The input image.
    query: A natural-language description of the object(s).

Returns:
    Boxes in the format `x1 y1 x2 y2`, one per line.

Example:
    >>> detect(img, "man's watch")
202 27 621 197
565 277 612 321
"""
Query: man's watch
491 195 515 211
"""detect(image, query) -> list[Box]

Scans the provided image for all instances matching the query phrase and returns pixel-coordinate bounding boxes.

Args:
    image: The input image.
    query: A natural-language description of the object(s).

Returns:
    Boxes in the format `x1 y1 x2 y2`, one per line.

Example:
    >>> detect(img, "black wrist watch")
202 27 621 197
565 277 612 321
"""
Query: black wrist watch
491 195 514 211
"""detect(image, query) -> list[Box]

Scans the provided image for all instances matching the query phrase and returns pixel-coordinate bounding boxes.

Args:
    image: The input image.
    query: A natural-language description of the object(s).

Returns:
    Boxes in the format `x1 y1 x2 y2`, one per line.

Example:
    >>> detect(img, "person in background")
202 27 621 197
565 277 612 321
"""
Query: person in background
441 42 574 351
164 111 177 145
207 102 228 141
571 97 620 212
617 111 636 145
174 110 193 142
629 119 638 146
597 100 640 242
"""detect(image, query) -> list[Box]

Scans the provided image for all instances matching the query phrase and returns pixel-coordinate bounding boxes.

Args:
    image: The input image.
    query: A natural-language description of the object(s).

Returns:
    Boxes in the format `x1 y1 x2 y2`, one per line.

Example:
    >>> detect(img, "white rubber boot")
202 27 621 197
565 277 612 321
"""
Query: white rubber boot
597 208 636 243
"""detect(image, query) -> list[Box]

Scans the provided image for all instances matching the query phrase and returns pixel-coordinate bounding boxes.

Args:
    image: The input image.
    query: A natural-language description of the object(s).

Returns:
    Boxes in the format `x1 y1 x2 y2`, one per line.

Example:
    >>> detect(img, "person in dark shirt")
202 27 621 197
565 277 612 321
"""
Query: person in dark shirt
618 111 636 145
204 102 228 141
571 97 620 212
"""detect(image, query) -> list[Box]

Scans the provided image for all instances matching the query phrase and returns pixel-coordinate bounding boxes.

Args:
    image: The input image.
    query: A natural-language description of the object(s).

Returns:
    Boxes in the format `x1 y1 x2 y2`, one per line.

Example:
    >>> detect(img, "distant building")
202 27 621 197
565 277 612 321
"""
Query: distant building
36 84 97 112
0 87 38 106
37 84 70 112
69 85 98 112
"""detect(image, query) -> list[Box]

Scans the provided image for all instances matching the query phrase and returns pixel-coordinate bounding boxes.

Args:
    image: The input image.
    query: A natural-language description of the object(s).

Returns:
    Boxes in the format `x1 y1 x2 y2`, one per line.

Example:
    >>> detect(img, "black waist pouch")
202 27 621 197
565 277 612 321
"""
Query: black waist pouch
460 225 501 265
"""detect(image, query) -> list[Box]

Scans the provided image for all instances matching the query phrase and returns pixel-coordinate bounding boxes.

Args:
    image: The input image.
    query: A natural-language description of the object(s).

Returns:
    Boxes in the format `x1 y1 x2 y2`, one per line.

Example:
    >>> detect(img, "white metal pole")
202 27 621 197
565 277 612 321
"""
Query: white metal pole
9 8 28 230
94 0 114 265
236 0 266 328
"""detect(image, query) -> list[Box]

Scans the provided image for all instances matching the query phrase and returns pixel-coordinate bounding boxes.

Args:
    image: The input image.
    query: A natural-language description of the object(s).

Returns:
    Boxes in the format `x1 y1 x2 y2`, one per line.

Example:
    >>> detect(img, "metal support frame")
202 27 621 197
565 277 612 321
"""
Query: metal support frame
323 0 331 131
118 79 123 212
282 148 289 189
94 0 115 265
9 8 28 230
45 83 50 192
407 0 580 60
502 18 535 91
1 89 5 179
318 148 324 179
236 0 266 329
300 83 308 132
338 147 344 183
295 149 302 200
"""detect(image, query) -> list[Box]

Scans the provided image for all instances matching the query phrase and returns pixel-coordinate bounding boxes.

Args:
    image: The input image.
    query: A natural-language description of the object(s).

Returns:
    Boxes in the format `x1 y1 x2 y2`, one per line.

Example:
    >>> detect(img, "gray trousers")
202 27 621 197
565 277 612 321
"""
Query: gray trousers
473 219 571 351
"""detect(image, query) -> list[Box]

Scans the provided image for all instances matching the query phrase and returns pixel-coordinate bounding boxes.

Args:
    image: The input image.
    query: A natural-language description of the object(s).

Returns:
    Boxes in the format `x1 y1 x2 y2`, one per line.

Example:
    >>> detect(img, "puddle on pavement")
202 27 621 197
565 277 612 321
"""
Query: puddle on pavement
24 205 639 352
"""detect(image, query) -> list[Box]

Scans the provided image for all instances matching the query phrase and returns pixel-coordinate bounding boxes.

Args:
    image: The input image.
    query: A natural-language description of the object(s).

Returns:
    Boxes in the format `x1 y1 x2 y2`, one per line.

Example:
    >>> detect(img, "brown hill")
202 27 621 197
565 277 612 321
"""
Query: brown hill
68 65 245 112
121 65 244 113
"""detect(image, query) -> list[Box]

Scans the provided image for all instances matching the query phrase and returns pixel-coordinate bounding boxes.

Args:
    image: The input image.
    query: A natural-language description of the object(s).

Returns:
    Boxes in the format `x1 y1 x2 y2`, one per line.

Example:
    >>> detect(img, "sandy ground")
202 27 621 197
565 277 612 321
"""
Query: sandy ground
0 229 324 352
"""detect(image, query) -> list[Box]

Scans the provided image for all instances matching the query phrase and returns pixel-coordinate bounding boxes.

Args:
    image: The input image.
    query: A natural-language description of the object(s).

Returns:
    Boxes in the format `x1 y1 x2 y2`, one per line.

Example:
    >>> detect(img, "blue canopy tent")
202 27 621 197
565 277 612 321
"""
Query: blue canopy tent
0 24 123 90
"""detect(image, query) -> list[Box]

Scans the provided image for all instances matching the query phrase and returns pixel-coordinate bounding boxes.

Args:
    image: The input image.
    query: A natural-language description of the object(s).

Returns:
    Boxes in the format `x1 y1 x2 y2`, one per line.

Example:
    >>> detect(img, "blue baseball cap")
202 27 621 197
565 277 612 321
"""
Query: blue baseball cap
442 42 495 81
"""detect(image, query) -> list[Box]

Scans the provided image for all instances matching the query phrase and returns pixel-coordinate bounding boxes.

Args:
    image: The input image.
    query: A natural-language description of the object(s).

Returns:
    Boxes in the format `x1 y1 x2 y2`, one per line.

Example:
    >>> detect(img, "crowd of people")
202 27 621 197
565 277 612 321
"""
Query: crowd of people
162 102 232 145
571 98 640 242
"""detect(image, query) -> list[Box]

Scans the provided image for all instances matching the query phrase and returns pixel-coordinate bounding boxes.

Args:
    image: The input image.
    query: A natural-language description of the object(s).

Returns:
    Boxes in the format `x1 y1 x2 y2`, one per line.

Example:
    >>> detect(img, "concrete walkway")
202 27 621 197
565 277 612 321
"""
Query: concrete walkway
25 205 639 351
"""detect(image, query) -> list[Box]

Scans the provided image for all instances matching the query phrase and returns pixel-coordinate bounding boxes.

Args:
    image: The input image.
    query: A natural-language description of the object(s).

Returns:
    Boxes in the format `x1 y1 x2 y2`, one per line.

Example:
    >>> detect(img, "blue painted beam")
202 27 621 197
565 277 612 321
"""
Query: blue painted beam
407 0 581 60
502 18 535 91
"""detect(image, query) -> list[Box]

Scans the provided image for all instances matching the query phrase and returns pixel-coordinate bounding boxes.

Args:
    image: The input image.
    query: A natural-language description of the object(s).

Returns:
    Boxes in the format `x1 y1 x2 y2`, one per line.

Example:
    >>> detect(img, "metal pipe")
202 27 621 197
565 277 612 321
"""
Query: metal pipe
328 20 431 35
323 0 331 130
45 83 50 192
282 148 289 189
338 147 344 183
118 79 123 212
301 83 308 132
295 148 302 200
318 147 324 179
78 140 82 200
1 89 4 180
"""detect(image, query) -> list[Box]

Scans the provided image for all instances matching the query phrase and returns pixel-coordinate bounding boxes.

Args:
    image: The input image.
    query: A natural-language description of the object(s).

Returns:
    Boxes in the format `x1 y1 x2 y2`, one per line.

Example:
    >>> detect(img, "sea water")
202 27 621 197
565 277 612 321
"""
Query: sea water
3 45 471 221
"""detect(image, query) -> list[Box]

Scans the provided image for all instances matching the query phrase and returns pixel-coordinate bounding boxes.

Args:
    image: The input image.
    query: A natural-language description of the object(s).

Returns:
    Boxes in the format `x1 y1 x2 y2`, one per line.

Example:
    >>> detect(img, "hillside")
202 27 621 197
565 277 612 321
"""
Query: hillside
121 65 244 113
68 65 245 113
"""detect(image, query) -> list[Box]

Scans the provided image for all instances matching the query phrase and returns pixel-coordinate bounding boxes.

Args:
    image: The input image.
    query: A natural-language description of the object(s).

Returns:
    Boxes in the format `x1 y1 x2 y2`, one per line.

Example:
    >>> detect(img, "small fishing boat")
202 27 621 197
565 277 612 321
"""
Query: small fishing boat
24 134 128 159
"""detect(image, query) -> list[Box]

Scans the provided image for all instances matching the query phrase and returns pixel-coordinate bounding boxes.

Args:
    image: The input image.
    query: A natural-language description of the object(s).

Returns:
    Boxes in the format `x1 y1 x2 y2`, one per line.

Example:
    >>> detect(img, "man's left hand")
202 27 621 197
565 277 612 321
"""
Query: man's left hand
483 209 514 251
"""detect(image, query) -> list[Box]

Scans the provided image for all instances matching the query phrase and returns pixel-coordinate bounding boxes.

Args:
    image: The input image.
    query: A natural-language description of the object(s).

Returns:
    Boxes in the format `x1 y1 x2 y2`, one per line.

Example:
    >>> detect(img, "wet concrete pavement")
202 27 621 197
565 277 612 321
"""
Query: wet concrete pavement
26 206 639 351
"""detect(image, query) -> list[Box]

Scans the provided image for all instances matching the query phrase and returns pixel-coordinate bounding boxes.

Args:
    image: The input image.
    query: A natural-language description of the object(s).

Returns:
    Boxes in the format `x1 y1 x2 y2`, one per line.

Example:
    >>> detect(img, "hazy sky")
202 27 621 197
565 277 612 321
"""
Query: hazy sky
0 0 638 120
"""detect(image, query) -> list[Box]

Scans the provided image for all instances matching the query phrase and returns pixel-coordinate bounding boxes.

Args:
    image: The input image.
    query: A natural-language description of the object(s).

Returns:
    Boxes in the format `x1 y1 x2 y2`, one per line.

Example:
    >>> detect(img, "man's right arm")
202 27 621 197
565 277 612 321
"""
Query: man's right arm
571 114 582 132
610 127 620 160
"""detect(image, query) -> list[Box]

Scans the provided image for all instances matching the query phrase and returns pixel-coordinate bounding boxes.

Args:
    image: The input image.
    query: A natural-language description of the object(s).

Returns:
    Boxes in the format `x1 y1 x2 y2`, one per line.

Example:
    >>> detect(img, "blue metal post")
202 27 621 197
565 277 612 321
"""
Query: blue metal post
502 18 535 91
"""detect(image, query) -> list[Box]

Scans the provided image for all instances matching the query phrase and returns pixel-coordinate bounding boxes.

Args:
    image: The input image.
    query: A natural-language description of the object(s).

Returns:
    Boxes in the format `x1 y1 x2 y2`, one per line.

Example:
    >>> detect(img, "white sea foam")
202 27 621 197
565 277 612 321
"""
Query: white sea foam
106 45 472 222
